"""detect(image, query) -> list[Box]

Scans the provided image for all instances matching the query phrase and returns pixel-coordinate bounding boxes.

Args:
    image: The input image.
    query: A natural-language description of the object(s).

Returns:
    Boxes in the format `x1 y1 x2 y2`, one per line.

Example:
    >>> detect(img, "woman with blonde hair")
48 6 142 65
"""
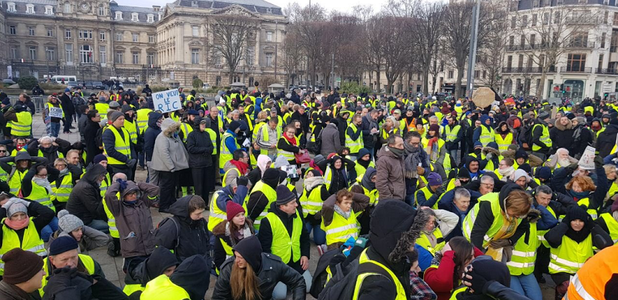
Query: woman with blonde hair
379 116 400 146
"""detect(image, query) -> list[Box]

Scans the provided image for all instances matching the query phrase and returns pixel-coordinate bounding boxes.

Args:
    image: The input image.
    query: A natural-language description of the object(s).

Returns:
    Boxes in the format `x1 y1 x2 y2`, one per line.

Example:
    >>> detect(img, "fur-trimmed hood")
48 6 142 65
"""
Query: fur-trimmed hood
160 118 180 137
554 118 573 131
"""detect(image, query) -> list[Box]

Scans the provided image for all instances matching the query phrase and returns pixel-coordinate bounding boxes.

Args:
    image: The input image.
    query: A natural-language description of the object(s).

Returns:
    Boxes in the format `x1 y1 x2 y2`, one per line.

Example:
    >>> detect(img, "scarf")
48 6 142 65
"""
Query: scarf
225 223 253 247
283 134 297 146
33 177 53 194
334 203 351 219
498 166 515 180
357 158 371 169
304 176 324 192
229 160 249 175
485 210 519 261
5 217 30 231
404 143 422 179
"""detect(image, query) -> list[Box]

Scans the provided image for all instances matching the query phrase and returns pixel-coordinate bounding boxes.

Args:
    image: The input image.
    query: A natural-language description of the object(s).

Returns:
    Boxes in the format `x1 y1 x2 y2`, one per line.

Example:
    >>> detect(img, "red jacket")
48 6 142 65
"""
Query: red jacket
423 247 485 300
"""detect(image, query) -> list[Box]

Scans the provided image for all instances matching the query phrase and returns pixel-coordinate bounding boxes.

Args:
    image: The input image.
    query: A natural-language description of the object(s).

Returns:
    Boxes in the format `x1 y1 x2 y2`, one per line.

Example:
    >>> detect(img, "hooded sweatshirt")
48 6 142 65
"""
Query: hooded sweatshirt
66 164 108 224
144 112 163 161
170 255 210 300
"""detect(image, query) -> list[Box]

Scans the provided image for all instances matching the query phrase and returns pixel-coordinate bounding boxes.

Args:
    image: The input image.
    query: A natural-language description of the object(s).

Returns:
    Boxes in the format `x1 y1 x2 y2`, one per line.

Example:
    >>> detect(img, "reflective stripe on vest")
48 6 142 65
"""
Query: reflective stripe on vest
103 191 120 238
463 192 522 249
250 181 277 230
416 228 445 256
10 111 33 137
532 124 552 151
0 218 47 275
352 249 407 300
140 274 191 300
8 168 27 195
599 213 618 243
495 133 514 153
321 210 359 246
277 136 299 162
52 173 73 202
264 210 302 264
445 125 461 142
104 126 131 165
208 191 235 232
27 181 55 212
479 126 495 147
507 223 538 276
219 132 238 170
548 234 593 275
345 123 363 153
300 185 323 218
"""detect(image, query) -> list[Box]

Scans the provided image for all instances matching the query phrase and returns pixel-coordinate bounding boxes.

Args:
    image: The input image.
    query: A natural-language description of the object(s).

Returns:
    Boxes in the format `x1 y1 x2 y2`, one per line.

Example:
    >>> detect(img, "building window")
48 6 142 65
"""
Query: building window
115 11 122 20
79 30 92 39
65 29 71 39
116 32 123 41
601 32 606 48
29 46 37 60
45 47 55 61
553 11 560 24
474 70 480 78
131 13 138 22
47 29 53 37
246 48 254 66
191 49 200 64
132 33 139 42
80 45 93 63
266 31 273 42
567 53 586 72
10 47 18 59
65 44 73 62
99 31 106 41
532 14 537 26
132 52 139 64
9 26 16 35
148 35 155 43
192 26 199 37
99 46 106 64
570 32 588 48
147 53 154 65
598 54 604 70
7 2 15 12
448 70 454 79
483 70 487 79
98 6 106 16
147 14 154 23
28 27 35 36
522 15 528 27
45 6 53 15
265 52 273 67
115 51 124 64
63 3 71 13
26 4 34 14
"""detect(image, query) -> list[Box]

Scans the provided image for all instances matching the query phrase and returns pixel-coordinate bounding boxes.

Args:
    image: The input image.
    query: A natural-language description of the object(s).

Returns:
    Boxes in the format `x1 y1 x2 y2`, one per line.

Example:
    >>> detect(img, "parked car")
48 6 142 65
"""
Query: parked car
84 81 105 90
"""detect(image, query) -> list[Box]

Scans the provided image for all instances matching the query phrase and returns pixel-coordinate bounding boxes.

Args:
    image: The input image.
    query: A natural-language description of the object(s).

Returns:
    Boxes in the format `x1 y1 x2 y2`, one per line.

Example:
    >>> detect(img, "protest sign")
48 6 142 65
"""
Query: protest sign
49 107 63 118
578 146 596 170
153 89 182 113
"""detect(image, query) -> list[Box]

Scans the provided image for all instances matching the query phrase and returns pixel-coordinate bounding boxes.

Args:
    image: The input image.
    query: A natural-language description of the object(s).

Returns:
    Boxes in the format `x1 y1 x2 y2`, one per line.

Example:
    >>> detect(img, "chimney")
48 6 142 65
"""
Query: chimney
153 5 160 12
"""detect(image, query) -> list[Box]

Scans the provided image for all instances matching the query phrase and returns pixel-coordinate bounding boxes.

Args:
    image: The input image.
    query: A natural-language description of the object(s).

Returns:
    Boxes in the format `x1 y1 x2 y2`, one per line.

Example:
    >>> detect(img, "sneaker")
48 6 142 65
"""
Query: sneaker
317 244 327 256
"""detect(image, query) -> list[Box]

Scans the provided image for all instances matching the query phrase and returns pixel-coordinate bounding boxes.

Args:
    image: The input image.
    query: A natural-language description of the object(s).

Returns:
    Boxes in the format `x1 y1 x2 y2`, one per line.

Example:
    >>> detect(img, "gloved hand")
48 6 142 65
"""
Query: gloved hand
489 238 511 248
567 162 579 172
462 266 489 295
237 176 249 187
1 197 30 209
435 186 445 195
116 179 127 191
527 208 541 223
126 159 137 169
594 154 604 169
50 267 79 286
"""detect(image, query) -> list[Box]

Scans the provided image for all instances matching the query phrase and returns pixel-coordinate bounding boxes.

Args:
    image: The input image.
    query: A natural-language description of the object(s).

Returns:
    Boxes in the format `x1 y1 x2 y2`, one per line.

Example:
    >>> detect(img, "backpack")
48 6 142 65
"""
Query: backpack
155 216 181 250
520 124 534 150
317 255 391 300
95 124 107 150
307 128 323 154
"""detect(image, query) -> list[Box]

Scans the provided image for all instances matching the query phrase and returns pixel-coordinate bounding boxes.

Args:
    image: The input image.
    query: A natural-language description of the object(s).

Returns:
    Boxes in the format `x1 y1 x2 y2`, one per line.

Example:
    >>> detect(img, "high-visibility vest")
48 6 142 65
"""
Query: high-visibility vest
548 234 593 275
124 119 138 144
495 133 514 153
354 161 375 182
95 102 110 119
350 183 379 206
40 254 95 296
249 181 277 230
135 108 152 134
52 173 73 203
507 222 538 276
99 173 111 199
538 205 557 248
599 213 618 243
449 287 467 300
104 126 132 165
11 111 32 137
414 186 438 209
208 190 234 232
264 210 302 264
222 168 241 188
0 218 47 275
321 208 359 246
300 185 324 218
277 136 299 162
180 122 193 143
259 124 273 156
352 249 407 300
8 168 27 195
416 227 445 256
421 137 445 163
219 132 238 170
345 123 363 154
532 124 552 151
204 128 217 155
103 191 120 238
463 192 522 249
576 197 598 220
0 167 7 182
444 125 461 143
140 274 191 300
479 126 495 147
26 181 55 212
565 243 618 300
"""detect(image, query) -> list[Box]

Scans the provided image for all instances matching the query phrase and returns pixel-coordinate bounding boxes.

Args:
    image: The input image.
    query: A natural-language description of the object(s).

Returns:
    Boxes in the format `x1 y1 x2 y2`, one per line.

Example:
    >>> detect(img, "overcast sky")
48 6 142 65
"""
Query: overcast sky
118 0 444 14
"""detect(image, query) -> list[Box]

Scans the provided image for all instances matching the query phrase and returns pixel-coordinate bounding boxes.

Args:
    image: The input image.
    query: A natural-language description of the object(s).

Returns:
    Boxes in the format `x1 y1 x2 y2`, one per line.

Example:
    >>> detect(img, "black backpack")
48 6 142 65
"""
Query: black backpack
307 128 323 154
95 125 107 150
520 124 534 150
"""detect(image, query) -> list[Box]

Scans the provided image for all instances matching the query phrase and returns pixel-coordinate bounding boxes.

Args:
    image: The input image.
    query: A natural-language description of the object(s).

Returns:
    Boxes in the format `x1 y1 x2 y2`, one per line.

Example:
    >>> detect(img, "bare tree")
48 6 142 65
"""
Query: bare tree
210 14 257 84
409 1 445 95
282 30 303 87
365 16 386 92
381 17 411 93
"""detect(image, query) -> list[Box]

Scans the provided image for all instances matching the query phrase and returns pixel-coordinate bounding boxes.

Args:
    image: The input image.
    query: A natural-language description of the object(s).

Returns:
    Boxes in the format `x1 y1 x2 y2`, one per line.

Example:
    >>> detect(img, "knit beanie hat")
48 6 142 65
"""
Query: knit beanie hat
57 209 84 233
515 149 528 160
429 124 440 134
2 248 44 284
469 256 511 288
233 236 262 272
93 154 107 164
458 167 471 180
109 111 124 122
49 236 79 256
275 185 296 206
427 172 442 186
1 98 10 105
228 121 241 132
575 116 586 125
226 202 245 221
535 166 552 181
7 202 27 218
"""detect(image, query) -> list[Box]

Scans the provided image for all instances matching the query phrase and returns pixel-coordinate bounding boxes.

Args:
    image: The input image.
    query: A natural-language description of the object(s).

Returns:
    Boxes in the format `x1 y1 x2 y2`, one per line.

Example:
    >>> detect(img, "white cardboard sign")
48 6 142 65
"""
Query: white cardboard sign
153 89 182 113
578 146 596 170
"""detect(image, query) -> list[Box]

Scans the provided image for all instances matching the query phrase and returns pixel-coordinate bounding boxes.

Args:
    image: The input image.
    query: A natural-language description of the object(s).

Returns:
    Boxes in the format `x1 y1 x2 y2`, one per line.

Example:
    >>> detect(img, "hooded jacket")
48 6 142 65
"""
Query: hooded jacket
105 181 159 257
66 164 108 224
596 123 618 158
320 122 343 157
150 119 190 172
550 118 574 152
155 196 211 262
170 255 210 300
186 124 214 168
143 112 162 161
129 246 178 290
376 146 406 200
570 123 593 159
246 169 284 222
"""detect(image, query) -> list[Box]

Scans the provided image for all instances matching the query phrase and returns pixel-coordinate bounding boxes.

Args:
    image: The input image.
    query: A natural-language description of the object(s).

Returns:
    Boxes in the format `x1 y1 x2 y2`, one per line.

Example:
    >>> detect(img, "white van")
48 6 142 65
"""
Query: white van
51 75 77 84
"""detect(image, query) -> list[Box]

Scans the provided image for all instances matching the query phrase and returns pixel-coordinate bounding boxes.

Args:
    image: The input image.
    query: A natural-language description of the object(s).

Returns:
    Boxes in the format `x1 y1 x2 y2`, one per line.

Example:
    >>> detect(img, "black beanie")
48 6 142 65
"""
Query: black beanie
262 168 280 189
369 200 417 262
49 236 78 256
276 185 296 205
458 167 470 179
228 121 241 132
565 205 589 223
470 256 511 287
233 236 263 272
145 247 178 281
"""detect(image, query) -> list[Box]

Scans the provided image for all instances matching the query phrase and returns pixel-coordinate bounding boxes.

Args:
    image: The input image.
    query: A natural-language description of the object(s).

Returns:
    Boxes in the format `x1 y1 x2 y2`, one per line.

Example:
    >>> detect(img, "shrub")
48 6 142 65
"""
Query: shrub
18 76 38 90
340 81 371 95
192 78 203 89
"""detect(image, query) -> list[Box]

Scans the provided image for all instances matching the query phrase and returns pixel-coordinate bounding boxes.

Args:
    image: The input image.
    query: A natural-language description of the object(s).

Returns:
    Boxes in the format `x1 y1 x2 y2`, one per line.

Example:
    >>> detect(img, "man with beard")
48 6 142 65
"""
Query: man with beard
402 131 430 206
376 134 406 201
547 148 578 170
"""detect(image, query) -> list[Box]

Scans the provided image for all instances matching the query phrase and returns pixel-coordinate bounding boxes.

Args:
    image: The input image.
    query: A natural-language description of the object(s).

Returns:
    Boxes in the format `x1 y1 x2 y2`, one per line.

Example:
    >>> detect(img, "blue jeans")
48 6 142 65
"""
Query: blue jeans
49 122 60 137
88 219 109 234
272 270 312 300
41 217 58 242
305 222 326 245
510 273 542 300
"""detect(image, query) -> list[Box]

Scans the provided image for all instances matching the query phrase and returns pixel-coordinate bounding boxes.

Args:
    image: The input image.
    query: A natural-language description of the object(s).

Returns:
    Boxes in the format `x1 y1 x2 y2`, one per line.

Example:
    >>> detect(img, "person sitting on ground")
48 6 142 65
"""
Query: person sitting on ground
455 255 531 300
123 246 178 298
66 164 109 233
0 248 45 300
140 255 210 300
49 209 110 253
213 201 255 272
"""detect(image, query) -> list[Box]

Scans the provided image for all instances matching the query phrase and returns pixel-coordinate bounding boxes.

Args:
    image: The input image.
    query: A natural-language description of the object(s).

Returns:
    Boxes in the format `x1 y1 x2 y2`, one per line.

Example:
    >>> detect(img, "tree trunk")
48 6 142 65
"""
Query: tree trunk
537 71 547 99
423 69 430 95
375 64 381 93
454 65 465 99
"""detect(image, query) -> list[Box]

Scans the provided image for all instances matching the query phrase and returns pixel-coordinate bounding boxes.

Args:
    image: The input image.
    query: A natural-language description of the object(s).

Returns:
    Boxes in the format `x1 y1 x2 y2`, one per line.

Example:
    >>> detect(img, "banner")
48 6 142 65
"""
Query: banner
578 146 596 170
153 89 181 113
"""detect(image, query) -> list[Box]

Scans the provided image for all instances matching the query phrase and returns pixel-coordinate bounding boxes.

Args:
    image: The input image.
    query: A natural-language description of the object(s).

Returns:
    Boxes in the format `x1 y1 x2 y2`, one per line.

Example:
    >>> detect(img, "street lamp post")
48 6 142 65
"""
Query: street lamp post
466 0 481 99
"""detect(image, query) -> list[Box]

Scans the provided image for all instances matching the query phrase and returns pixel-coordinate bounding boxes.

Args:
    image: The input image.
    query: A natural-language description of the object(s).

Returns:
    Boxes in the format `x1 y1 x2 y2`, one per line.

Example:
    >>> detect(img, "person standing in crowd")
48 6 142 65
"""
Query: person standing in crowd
376 134 406 201
219 120 242 174
83 109 102 165
256 116 279 159
186 117 215 202
530 112 552 161
102 111 136 179
143 112 163 184
0 248 45 300
43 95 63 138
320 117 342 157
151 118 190 213
59 88 75 134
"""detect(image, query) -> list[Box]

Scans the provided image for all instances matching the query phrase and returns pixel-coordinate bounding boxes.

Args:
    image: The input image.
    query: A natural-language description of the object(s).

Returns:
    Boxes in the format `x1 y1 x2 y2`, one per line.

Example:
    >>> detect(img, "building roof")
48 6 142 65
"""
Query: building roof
517 0 617 10
175 0 283 15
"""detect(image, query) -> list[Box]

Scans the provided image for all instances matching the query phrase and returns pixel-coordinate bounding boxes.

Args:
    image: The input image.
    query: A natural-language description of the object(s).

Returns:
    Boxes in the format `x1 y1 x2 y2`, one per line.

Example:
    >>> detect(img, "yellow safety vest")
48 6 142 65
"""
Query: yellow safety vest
11 111 32 137
321 209 359 246
249 181 277 230
532 124 552 151
345 123 363 154
51 173 73 203
277 136 299 162
463 193 522 249
219 132 238 170
354 161 375 183
0 218 47 275
103 191 119 238
26 181 55 212
416 228 445 256
135 108 153 134
259 124 273 156
548 234 593 275
124 119 138 145
180 122 193 144
576 197 598 220
40 254 95 296
8 168 27 195
507 222 538 276
415 186 438 209
103 126 132 165
352 249 407 300
495 133 514 153
448 287 467 300
140 274 191 300
479 126 495 147
264 210 302 264
205 128 217 155
300 185 324 218
208 190 235 232
599 213 618 243
444 125 461 143
94 102 110 120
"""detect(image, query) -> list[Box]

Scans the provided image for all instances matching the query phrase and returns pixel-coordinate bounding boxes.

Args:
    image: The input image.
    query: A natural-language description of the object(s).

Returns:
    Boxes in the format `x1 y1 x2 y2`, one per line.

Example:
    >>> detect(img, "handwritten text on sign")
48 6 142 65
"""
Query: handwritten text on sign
153 89 181 113
49 107 63 118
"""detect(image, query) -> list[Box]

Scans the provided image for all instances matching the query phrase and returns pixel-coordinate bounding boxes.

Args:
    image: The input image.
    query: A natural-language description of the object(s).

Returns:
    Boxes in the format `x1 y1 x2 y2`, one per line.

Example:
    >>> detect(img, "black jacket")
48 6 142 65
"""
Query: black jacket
59 93 74 115
186 129 214 168
212 253 306 300
570 124 593 159
143 112 162 161
549 120 574 152
66 164 108 224
83 119 102 165
360 115 379 149
155 196 211 262
257 203 310 274
597 124 618 158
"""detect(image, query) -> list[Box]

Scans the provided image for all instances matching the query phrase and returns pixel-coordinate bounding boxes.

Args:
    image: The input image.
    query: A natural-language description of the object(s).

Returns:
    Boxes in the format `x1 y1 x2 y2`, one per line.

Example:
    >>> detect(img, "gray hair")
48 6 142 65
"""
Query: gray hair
535 185 552 196
39 136 53 144
428 116 438 122
454 188 471 201
480 176 494 184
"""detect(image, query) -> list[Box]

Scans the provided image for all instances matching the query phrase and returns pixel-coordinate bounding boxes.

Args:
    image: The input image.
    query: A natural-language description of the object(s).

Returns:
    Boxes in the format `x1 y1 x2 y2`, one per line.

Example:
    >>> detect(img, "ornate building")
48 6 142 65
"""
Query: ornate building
0 0 287 86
